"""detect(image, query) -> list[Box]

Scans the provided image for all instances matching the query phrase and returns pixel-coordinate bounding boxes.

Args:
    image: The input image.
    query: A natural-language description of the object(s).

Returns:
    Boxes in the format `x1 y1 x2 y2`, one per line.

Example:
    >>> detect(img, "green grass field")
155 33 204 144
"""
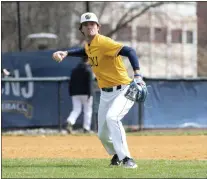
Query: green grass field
2 158 207 178
2 130 207 178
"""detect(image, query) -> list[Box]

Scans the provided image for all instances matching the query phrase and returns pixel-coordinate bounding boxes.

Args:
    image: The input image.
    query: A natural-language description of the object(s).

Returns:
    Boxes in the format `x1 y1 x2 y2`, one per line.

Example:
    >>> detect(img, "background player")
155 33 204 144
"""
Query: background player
52 12 147 168
66 57 94 134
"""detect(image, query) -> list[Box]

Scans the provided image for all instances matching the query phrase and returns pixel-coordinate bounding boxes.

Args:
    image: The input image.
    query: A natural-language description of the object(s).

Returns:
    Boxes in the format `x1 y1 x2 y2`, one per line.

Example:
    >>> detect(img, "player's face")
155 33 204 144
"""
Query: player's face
81 21 99 37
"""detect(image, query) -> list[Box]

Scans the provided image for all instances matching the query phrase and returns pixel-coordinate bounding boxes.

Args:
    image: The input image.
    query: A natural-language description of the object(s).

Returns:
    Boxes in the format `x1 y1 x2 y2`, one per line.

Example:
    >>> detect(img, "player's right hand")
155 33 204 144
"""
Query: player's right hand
52 51 68 63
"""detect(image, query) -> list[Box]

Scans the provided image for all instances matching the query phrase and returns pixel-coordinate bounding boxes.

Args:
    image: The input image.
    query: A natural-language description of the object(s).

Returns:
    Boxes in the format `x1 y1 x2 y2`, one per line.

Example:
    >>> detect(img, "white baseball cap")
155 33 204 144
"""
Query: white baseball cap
80 12 99 24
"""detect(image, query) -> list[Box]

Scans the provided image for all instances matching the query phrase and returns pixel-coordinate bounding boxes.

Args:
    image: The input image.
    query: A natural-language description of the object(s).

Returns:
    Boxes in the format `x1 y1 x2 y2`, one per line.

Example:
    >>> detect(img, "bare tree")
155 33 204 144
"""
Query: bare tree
106 2 165 37
1 1 77 52
1 2 19 52
198 46 207 76
197 2 207 77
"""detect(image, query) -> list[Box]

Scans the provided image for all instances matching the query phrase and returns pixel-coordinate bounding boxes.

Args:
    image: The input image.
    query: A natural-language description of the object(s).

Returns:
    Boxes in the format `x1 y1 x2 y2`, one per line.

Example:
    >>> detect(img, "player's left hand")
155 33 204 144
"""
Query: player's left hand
124 74 147 103
134 75 146 86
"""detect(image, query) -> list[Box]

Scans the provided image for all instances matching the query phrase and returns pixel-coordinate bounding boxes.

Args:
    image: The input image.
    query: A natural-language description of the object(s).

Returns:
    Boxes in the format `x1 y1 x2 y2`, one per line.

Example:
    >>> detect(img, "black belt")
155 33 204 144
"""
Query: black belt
101 85 122 92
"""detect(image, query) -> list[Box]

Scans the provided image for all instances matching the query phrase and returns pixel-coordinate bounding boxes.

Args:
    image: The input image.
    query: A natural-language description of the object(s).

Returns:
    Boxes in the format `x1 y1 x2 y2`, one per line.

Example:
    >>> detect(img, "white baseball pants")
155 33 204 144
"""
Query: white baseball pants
67 95 93 131
98 85 134 161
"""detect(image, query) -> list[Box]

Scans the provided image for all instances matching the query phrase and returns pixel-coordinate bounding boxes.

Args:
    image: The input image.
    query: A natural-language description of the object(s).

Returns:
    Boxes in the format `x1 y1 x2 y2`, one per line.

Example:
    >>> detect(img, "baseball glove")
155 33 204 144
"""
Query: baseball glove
124 78 148 103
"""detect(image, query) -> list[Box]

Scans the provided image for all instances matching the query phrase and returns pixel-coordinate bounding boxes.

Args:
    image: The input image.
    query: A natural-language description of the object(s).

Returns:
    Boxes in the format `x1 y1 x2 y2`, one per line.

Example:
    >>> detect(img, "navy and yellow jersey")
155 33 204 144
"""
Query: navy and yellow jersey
84 34 131 88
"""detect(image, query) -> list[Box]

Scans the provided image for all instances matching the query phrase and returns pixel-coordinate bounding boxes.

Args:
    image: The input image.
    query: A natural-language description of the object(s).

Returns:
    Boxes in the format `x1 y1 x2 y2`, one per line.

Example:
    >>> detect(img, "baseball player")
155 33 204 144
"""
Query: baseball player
52 12 147 168
66 57 94 134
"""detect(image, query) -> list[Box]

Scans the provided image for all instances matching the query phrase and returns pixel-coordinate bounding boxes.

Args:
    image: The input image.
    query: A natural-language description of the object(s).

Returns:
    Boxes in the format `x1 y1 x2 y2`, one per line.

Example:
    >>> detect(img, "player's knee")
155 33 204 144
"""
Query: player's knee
72 107 81 114
83 111 92 117
106 113 117 122
106 110 126 122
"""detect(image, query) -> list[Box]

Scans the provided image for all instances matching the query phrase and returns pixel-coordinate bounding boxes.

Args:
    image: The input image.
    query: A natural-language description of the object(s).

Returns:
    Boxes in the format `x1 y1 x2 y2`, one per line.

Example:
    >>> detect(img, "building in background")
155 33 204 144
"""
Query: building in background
132 3 197 78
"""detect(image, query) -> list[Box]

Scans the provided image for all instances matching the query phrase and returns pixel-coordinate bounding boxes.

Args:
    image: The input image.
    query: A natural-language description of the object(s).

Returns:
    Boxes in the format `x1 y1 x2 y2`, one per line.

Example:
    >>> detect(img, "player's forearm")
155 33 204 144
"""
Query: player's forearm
118 46 140 74
66 47 87 57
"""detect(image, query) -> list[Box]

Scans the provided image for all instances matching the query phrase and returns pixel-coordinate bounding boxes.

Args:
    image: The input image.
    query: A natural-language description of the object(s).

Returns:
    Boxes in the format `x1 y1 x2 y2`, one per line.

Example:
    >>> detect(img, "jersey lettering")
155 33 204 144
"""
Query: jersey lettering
89 56 98 67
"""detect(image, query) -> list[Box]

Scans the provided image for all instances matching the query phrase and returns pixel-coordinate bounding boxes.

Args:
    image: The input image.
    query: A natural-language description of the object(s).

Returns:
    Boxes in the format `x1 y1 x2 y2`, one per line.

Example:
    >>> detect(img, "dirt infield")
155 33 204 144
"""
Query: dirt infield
2 135 207 160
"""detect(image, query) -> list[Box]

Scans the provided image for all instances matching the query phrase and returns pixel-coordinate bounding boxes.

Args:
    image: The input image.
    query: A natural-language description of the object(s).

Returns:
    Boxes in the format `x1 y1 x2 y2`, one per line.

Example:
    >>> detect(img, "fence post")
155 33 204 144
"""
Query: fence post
16 2 22 51
138 102 144 131
58 81 62 132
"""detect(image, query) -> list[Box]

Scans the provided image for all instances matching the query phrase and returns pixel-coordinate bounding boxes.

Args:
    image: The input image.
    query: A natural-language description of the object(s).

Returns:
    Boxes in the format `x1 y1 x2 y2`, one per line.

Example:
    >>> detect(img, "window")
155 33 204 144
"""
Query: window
187 30 193 44
154 27 167 43
116 26 132 41
171 29 182 43
137 26 150 42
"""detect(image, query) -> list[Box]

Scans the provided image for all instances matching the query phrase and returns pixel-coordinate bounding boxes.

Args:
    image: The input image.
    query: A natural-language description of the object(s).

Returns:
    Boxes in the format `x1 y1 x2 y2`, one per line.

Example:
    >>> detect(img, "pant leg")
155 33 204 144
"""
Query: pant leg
82 95 93 131
105 86 135 160
97 94 116 155
67 96 82 125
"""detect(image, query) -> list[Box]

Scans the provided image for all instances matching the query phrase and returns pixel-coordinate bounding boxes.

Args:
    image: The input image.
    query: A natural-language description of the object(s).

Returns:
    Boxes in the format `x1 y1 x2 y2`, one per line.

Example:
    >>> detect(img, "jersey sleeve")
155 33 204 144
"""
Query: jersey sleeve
100 36 123 57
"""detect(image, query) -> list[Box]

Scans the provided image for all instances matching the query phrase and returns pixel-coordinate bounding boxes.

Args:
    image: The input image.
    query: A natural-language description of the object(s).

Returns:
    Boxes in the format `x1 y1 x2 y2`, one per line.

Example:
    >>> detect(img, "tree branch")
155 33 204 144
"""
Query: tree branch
106 2 165 37
115 7 137 28
97 2 108 22
72 8 82 17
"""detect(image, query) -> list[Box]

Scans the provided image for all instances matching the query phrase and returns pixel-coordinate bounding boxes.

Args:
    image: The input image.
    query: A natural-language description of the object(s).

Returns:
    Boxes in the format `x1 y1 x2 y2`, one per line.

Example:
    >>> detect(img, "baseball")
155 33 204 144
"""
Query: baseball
54 52 62 61
57 53 62 61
